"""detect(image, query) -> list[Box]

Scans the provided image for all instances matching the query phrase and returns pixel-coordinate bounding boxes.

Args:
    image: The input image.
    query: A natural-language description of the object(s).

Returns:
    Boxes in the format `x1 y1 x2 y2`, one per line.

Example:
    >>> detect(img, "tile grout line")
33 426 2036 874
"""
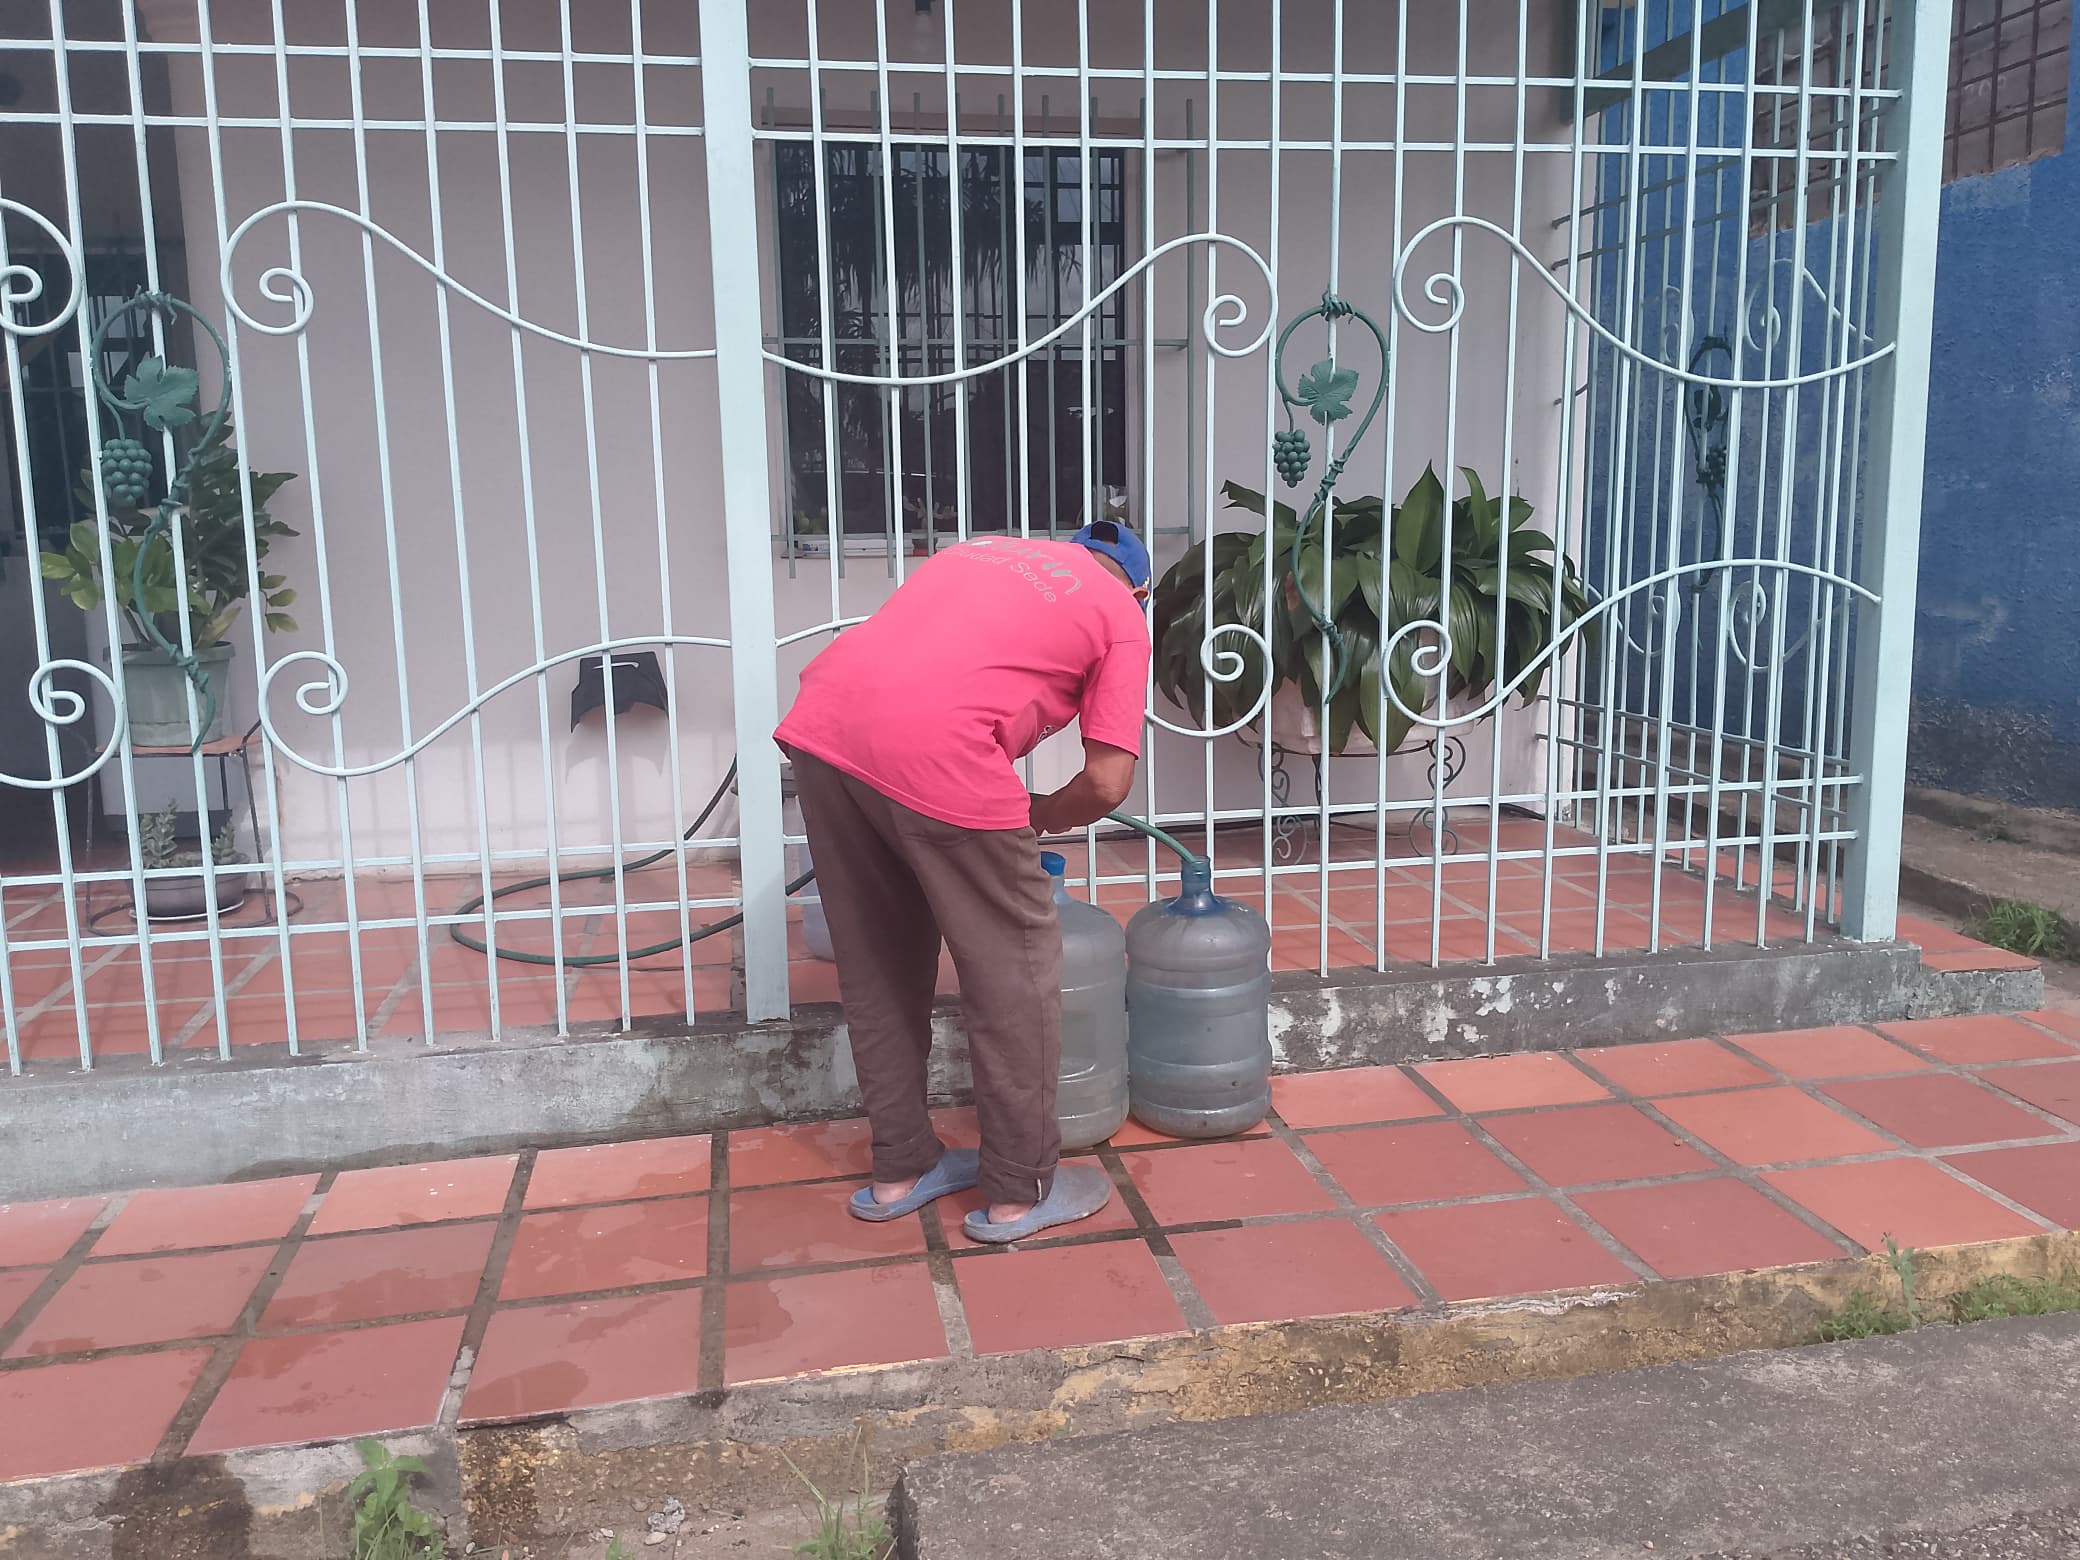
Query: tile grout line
1264 1117 1443 1307
698 1130 732 1394
0 1193 133 1360
1770 1070 2069 1237
438 1150 537 1430
1092 1145 1217 1334
1449 1113 1662 1285
917 1203 975 1360
1550 1039 1902 1258
1619 1096 1872 1259
155 1171 337 1459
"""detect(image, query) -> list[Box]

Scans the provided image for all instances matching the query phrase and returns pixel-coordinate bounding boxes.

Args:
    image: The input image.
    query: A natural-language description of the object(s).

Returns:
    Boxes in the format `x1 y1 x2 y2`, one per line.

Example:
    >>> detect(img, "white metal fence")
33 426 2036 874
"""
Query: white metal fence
0 0 1946 1072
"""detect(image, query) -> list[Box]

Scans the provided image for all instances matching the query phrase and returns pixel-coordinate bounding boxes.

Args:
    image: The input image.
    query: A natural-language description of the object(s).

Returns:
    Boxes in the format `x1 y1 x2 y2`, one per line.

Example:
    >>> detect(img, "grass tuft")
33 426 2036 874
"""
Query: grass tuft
1970 899 2073 961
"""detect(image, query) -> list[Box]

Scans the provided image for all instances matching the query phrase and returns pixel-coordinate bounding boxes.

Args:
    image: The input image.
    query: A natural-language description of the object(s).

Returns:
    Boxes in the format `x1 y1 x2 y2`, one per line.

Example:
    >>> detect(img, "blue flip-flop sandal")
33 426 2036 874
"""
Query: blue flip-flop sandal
961 1162 1114 1245
848 1148 980 1223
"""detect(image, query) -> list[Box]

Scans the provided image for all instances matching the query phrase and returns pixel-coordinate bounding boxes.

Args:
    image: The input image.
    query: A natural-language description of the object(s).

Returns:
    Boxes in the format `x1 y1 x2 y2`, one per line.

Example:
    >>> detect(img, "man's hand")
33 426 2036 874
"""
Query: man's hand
1031 741 1138 836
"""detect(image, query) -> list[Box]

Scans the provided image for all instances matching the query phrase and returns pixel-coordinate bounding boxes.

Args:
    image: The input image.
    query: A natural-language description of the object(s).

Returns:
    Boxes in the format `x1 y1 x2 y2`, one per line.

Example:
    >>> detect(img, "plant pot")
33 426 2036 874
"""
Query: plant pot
136 858 256 921
120 643 232 748
1268 683 1379 758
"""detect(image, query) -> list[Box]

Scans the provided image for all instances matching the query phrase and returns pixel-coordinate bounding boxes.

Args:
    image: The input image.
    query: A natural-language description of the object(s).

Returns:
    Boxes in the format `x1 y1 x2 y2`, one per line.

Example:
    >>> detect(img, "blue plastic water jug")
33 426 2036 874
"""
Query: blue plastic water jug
1124 857 1272 1138
1041 851 1130 1149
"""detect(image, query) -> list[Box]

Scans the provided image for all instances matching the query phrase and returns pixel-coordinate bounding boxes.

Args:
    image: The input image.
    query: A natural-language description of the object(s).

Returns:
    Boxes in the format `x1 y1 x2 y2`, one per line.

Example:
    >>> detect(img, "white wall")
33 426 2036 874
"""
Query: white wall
138 0 1586 871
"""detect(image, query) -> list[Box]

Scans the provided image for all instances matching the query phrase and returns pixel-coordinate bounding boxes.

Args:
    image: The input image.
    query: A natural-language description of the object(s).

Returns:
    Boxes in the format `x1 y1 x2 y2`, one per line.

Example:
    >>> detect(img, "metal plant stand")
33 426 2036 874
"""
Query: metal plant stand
1244 733 1465 864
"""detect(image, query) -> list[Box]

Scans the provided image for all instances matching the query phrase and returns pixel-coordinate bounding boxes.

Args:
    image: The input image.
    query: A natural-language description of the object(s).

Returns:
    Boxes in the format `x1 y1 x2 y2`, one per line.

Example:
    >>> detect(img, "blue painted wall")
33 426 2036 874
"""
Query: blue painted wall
1908 43 2080 810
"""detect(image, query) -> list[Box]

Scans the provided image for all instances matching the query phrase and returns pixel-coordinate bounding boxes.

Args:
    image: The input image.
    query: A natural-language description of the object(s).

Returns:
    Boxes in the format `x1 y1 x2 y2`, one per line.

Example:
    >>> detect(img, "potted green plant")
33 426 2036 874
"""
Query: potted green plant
134 802 254 920
1151 464 1594 757
38 352 297 749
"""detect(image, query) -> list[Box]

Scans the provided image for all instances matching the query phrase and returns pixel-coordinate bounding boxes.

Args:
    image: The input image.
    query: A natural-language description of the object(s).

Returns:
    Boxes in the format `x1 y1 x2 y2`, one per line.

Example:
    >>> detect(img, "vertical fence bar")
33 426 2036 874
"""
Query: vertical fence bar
700 0 789 1017
1841 0 1949 941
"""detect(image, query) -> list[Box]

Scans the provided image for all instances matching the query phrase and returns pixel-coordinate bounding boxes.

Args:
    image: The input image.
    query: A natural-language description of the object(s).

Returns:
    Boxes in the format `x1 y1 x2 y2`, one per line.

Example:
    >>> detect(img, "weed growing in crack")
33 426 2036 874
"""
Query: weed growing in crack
1972 899 2073 961
784 1432 893 1560
348 1440 441 1560
1815 1235 2080 1341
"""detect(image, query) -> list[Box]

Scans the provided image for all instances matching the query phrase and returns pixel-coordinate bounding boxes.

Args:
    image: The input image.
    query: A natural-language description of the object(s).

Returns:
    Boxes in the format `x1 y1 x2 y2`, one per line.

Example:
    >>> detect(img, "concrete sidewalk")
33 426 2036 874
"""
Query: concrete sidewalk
893 1314 2080 1559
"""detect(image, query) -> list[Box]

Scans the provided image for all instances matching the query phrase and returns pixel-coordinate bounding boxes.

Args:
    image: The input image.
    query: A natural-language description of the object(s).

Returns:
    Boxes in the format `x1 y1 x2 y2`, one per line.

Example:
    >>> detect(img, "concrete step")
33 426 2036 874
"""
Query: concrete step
1901 801 2080 930
892 1312 2080 1560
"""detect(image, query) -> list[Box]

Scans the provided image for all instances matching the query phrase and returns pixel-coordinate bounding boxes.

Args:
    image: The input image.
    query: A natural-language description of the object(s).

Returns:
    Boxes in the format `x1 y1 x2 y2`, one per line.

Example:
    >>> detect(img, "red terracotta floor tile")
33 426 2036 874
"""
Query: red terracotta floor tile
501 1196 709 1301
1102 1114 1270 1147
728 1183 927 1271
95 1175 319 1257
188 1315 467 1454
1654 1087 1892 1167
1573 1178 1845 1280
725 1261 947 1384
955 1240 1184 1355
1377 1197 1636 1301
1574 1038 1772 1097
1380 921 1535 964
1480 1102 1717 1186
0 1197 106 1268
1508 908 1657 955
1415 1053 1611 1114
0 1349 211 1480
1272 1065 1444 1130
1169 1218 1417 1326
262 1223 496 1330
1121 1138 1335 1226
2025 1010 2080 1046
1819 1074 2064 1150
1978 1060 2080 1128
1726 1026 1931 1080
1765 1159 2047 1251
307 1156 517 1235
1306 1120 1527 1207
1270 927 1376 973
1877 1015 2078 1066
1945 1142 2080 1229
463 1288 705 1422
1923 948 2039 974
525 1135 713 1209
1896 914 1985 955
929 1106 981 1150
727 1119 874 1188
6 1247 272 1358
0 1267 49 1329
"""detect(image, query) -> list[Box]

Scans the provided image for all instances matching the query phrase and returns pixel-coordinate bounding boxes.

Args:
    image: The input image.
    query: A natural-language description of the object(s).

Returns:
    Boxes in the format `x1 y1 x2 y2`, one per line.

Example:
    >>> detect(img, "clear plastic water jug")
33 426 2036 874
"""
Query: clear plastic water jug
1124 857 1272 1138
1042 851 1130 1149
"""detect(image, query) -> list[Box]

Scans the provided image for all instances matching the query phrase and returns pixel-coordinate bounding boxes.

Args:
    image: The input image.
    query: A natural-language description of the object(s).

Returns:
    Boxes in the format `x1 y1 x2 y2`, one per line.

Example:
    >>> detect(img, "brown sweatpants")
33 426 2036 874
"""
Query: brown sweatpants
786 749 1063 1206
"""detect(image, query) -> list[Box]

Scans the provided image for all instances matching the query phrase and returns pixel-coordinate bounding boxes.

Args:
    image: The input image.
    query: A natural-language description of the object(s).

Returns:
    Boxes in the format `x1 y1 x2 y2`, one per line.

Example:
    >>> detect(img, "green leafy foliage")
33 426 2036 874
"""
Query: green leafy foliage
347 1439 441 1560
136 803 182 870
1815 1236 2080 1341
1816 1290 1913 1343
1150 464 1594 755
1947 1271 2080 1322
786 1437 892 1560
1971 900 2072 961
39 421 297 651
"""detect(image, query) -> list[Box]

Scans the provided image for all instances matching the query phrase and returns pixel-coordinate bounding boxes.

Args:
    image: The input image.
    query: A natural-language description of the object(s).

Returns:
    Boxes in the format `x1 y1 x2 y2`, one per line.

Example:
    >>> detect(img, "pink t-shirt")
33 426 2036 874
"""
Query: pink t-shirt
775 538 1151 830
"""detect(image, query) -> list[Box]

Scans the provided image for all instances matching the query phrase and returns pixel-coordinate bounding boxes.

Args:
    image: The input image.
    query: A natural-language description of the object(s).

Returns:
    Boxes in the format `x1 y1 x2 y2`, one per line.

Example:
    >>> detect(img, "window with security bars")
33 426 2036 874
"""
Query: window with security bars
1946 0 2070 180
771 140 1128 551
1749 4 1890 236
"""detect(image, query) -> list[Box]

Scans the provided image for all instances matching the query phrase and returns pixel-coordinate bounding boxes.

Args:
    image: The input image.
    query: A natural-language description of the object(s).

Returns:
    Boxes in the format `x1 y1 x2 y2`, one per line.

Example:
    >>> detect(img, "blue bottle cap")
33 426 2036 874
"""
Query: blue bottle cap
1039 850 1067 876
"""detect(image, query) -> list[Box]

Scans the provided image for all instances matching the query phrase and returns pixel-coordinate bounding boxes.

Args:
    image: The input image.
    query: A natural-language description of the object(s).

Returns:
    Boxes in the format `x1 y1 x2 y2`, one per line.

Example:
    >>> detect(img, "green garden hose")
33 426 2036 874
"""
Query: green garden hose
448 760 1203 968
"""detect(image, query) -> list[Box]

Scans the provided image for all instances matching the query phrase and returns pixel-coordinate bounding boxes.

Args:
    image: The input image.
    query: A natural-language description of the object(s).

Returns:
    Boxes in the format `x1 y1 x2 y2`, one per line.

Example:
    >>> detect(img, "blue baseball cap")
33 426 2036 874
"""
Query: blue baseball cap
1072 518 1153 590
